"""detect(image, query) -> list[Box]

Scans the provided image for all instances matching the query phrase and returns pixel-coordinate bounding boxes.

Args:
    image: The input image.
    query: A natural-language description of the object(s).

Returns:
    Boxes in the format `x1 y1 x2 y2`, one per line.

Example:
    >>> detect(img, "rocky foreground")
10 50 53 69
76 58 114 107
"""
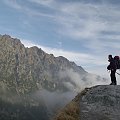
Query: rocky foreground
55 85 120 120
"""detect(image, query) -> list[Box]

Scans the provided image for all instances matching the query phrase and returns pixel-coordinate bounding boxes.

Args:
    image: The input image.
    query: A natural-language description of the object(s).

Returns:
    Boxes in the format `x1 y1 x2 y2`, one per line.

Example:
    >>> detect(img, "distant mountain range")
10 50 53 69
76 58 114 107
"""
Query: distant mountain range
0 34 106 120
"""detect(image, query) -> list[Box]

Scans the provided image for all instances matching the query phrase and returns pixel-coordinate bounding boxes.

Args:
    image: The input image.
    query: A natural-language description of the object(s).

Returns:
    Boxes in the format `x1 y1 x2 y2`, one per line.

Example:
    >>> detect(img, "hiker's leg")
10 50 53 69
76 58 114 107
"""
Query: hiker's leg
110 71 113 84
111 70 117 85
114 70 117 85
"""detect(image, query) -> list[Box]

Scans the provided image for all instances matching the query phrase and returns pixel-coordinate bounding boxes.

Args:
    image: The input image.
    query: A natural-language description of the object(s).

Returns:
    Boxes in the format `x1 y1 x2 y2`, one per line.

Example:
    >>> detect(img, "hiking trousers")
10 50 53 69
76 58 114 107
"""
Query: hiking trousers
110 69 117 85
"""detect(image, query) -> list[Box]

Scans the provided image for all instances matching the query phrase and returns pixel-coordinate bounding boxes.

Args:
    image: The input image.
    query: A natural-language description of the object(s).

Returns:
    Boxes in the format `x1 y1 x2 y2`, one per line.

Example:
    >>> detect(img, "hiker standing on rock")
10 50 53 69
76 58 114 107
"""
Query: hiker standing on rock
107 55 117 85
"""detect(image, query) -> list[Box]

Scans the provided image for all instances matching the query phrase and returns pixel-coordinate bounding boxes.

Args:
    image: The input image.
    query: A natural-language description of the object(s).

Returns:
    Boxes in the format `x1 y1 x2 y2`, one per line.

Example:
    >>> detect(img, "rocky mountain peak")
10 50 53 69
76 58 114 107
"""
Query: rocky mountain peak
0 34 89 94
1 34 22 45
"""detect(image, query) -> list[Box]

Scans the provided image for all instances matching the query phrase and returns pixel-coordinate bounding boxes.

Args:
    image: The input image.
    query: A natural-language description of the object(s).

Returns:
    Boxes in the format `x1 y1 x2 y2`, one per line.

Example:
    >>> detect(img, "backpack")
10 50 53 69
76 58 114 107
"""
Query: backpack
114 56 120 69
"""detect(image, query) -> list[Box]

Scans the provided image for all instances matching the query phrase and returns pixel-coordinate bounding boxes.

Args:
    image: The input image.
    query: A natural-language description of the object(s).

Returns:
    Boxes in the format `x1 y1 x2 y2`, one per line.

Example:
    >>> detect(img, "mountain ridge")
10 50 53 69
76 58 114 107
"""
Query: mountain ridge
0 34 89 94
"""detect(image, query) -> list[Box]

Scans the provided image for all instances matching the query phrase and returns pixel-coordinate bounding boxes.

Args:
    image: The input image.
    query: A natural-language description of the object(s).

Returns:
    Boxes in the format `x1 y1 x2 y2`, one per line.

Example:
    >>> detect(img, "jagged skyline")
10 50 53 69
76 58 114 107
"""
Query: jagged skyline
0 0 120 78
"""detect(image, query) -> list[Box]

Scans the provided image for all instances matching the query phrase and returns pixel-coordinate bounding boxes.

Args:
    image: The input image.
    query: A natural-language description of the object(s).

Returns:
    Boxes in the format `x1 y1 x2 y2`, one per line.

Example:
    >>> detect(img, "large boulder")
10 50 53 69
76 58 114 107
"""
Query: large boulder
80 85 120 120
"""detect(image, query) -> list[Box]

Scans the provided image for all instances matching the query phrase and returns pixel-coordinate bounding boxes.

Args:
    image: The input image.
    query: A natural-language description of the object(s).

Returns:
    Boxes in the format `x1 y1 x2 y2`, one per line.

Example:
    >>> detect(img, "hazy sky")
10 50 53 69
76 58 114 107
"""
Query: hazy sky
1 0 120 78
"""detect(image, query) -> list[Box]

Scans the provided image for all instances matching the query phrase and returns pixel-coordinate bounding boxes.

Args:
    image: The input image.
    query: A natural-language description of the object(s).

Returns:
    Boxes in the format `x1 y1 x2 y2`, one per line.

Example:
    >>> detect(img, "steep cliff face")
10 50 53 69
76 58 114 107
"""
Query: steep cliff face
0 34 88 94
55 85 120 120
0 34 90 120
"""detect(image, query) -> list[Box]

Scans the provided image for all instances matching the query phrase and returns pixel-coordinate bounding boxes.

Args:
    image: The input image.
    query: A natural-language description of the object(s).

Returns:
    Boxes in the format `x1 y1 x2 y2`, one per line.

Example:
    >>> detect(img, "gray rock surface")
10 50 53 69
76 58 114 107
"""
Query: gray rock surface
80 85 120 120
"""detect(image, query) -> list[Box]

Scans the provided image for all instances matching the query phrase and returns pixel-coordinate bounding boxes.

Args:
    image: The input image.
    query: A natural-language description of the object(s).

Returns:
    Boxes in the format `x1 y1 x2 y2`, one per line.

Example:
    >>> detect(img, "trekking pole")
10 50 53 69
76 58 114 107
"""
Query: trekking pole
116 72 120 75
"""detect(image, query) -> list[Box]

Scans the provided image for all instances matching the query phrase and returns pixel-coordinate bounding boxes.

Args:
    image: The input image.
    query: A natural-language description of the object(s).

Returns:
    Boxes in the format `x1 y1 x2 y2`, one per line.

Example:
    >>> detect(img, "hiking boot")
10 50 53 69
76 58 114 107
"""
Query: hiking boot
110 83 113 85
110 82 117 85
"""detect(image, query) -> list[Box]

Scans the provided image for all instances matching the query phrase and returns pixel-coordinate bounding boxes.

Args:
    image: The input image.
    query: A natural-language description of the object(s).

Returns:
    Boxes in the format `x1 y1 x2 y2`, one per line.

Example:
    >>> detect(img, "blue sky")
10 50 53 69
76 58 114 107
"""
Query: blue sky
1 0 120 78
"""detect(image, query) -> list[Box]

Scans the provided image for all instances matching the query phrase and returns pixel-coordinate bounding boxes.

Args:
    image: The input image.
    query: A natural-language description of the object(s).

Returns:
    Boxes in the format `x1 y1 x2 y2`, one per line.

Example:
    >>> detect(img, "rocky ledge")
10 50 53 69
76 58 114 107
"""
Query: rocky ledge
55 85 120 120
80 85 120 120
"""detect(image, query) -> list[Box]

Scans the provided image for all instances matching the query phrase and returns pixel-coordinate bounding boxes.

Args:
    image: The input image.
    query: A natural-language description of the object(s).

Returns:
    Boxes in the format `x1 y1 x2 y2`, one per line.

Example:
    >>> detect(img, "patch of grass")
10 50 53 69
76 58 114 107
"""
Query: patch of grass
53 93 81 120
53 88 91 120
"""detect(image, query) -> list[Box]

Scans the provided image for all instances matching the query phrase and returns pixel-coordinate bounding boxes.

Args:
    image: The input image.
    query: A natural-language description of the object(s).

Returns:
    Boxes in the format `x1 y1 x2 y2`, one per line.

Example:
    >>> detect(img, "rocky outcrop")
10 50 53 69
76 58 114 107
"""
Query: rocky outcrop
55 85 120 120
80 85 120 120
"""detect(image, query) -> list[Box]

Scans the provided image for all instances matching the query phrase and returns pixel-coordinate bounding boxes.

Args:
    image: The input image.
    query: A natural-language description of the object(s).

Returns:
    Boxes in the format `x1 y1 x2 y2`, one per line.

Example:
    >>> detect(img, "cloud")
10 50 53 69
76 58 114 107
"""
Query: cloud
21 39 106 67
2 0 55 18
24 7 55 18
27 0 55 8
3 0 120 42
58 68 108 92
56 3 117 41
55 3 120 60
3 0 120 47
2 0 22 10
32 89 76 116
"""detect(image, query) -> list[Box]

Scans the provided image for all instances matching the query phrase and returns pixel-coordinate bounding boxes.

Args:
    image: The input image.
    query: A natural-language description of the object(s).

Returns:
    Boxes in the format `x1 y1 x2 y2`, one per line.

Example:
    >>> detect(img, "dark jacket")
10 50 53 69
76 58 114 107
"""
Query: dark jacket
107 58 116 70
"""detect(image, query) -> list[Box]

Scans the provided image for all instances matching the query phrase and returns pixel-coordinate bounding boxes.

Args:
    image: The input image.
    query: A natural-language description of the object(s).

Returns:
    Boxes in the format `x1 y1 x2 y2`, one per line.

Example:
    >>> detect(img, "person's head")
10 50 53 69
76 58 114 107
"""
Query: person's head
108 54 113 60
